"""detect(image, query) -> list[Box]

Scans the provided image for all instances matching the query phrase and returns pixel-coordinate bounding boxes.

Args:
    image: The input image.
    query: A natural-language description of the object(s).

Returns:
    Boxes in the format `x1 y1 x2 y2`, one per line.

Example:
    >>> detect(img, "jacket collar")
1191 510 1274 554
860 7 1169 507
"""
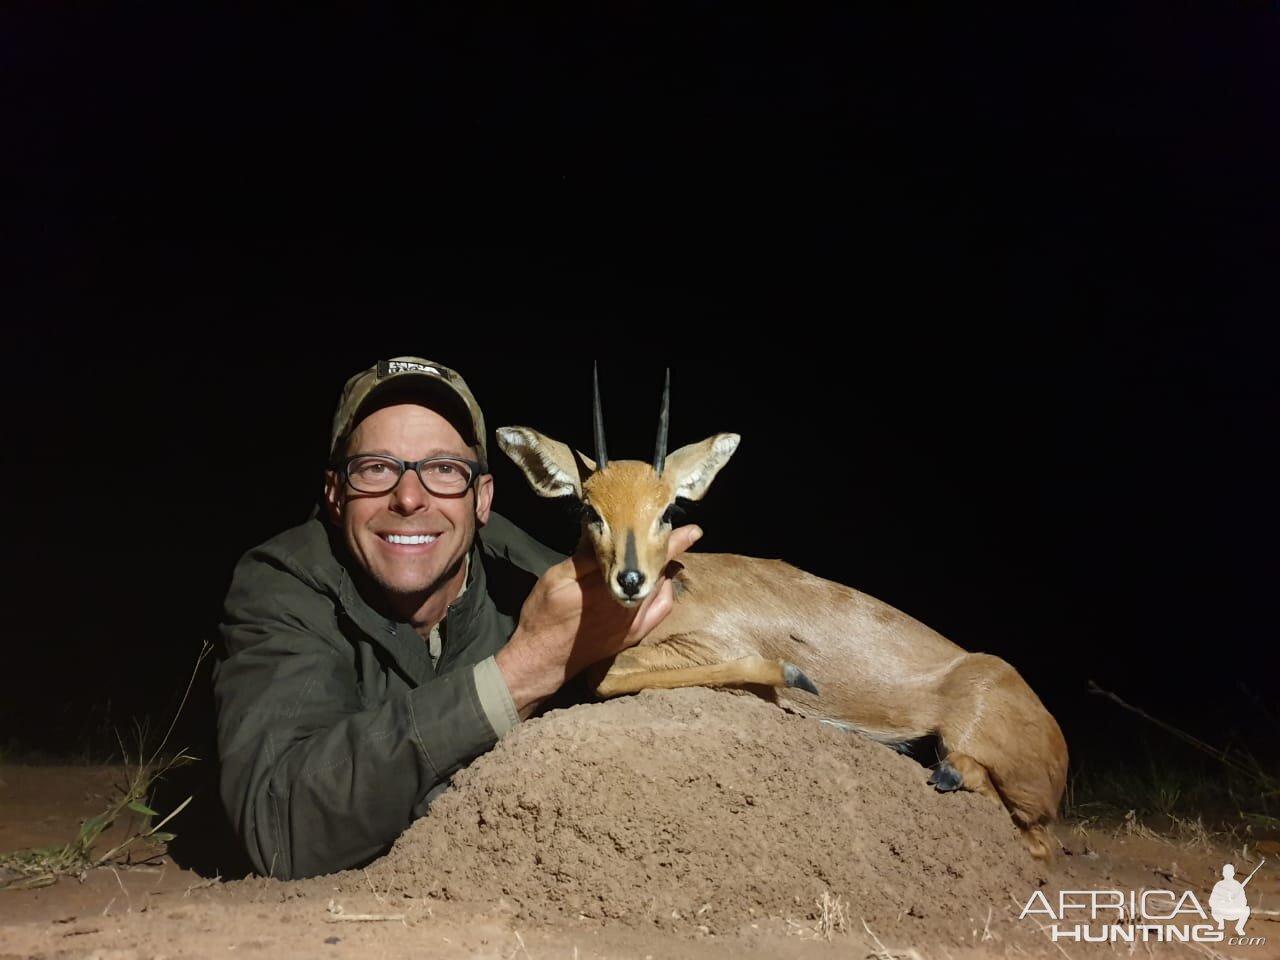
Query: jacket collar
328 523 490 680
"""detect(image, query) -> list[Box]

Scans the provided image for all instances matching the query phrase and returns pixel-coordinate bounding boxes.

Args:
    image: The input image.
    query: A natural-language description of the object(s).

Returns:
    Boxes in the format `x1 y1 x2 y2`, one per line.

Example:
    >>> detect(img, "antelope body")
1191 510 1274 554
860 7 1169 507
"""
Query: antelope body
496 373 1069 860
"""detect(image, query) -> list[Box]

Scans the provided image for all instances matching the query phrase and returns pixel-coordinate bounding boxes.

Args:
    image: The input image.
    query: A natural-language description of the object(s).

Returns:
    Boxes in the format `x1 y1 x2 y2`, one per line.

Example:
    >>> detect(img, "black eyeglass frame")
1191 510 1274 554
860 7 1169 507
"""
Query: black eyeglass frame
333 453 484 498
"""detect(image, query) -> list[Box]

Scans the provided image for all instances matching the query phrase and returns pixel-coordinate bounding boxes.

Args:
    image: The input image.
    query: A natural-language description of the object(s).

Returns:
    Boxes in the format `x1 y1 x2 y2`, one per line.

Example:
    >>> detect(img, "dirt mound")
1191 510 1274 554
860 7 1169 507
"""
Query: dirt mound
356 687 1046 944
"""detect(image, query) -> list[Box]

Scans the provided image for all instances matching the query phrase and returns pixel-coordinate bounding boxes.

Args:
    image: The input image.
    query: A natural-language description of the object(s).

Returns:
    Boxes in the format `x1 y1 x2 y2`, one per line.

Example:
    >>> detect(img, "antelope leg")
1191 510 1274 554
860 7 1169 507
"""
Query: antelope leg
595 652 817 697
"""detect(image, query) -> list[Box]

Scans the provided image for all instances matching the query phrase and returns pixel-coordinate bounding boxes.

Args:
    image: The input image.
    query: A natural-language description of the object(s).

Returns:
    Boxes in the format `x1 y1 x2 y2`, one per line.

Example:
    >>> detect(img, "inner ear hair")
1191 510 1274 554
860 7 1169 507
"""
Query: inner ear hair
496 426 584 498
665 433 740 502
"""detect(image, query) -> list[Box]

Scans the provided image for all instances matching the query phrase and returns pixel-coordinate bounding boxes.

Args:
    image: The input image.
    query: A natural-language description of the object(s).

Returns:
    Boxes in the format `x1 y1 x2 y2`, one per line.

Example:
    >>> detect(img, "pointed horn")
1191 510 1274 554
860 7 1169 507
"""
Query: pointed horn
593 361 608 469
653 367 671 475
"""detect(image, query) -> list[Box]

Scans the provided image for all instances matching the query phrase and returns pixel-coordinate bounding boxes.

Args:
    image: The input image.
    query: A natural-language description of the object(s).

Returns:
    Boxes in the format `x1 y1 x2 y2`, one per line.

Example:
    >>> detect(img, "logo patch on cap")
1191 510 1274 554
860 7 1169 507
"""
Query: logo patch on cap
377 359 452 379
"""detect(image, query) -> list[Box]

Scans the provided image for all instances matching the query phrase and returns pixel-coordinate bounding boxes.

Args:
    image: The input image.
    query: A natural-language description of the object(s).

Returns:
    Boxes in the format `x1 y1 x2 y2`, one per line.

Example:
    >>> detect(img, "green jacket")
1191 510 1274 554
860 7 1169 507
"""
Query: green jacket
213 511 563 880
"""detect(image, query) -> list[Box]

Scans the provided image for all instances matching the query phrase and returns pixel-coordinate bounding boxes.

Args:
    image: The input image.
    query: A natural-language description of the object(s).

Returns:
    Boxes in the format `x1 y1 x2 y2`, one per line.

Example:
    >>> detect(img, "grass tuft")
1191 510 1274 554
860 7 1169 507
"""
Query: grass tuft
1065 681 1280 842
0 641 212 891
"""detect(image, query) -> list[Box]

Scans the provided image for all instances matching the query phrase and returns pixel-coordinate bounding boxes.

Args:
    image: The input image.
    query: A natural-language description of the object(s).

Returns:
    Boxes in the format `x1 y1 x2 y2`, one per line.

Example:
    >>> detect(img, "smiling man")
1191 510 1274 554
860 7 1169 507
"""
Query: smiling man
213 357 700 880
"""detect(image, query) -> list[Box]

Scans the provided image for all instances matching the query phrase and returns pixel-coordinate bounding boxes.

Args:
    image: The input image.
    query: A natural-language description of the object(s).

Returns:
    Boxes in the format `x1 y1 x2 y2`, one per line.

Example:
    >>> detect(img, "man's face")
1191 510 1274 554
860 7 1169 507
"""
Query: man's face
324 403 493 606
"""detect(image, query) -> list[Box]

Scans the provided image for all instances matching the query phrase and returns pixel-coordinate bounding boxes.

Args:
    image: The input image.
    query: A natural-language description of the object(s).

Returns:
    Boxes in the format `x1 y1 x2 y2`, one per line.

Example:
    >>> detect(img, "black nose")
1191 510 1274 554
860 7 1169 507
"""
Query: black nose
617 569 646 597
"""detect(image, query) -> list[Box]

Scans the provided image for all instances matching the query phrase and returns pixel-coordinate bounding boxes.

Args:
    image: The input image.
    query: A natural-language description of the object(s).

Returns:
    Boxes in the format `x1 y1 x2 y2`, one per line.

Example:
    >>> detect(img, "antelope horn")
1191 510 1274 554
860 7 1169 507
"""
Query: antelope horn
654 367 670 475
593 361 608 469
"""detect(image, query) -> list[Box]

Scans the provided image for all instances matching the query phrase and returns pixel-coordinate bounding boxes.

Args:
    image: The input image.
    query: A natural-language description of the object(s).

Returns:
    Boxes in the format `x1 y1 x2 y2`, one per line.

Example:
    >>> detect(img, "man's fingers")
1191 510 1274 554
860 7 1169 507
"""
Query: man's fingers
666 524 703 562
648 576 675 622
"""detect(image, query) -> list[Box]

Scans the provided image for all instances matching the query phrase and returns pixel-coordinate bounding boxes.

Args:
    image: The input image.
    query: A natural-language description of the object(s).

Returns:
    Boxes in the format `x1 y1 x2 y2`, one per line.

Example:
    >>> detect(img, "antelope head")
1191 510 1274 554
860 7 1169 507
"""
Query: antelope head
496 369 740 606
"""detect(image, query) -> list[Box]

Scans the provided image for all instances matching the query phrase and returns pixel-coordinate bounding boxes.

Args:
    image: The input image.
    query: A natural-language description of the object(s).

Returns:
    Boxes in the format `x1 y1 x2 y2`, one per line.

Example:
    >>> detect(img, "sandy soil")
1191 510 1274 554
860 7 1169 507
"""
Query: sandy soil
2 688 1277 959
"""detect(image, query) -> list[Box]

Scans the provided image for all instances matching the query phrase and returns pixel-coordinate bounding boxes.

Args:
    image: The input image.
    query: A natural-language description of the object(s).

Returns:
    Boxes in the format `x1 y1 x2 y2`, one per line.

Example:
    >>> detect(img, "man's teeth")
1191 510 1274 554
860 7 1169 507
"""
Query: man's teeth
386 534 438 545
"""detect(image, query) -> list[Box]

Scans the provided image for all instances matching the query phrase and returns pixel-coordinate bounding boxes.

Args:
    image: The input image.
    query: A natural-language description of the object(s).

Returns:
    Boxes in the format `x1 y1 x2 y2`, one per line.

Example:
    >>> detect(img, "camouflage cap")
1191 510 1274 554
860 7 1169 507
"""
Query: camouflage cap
329 357 488 469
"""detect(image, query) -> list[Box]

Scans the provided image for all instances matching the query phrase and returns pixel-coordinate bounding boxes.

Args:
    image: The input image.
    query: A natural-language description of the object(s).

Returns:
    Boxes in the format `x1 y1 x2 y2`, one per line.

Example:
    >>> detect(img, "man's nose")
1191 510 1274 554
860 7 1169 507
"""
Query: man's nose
390 469 431 510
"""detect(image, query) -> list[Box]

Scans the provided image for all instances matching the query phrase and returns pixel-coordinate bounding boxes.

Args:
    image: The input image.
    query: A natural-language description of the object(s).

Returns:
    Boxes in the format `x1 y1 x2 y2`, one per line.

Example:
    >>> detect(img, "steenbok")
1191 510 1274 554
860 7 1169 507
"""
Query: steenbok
496 370 1069 860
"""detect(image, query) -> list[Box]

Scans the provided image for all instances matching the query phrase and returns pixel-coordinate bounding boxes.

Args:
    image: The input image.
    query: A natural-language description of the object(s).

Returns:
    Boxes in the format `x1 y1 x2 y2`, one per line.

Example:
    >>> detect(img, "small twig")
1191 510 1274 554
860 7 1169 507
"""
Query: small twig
859 918 924 960
861 918 891 959
118 864 164 874
96 794 194 865
184 875 220 895
324 899 405 924
108 866 130 910
364 868 388 907
323 913 406 923
148 640 214 771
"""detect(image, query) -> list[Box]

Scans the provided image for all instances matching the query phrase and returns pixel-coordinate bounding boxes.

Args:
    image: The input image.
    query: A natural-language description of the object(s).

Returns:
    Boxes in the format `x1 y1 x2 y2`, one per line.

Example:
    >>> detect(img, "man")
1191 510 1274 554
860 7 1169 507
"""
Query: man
213 356 701 879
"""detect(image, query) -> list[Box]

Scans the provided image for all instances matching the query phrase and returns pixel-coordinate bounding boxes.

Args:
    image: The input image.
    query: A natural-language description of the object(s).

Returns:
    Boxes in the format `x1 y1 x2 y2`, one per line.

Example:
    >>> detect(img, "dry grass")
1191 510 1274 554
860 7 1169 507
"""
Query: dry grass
0 642 210 890
816 890 848 940
1066 681 1280 856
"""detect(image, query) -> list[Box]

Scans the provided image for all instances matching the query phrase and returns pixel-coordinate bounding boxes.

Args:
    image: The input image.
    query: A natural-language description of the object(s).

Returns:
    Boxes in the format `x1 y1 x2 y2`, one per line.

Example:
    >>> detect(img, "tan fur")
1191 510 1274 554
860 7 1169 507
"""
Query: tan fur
496 425 1070 861
583 462 673 597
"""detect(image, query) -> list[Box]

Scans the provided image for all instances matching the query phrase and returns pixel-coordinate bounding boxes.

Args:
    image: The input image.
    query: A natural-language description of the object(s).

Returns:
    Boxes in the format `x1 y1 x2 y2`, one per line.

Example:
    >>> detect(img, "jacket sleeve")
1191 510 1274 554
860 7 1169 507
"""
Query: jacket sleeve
213 547 501 880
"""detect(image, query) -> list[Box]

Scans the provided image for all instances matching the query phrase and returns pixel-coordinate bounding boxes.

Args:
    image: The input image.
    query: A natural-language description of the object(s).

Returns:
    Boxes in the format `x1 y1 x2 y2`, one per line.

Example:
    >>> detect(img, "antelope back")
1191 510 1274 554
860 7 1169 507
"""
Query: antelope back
495 426 741 605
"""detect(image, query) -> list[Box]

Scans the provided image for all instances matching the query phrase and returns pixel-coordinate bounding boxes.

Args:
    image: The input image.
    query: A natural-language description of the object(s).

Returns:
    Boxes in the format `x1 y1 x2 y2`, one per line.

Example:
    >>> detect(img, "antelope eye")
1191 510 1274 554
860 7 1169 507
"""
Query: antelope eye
582 504 603 526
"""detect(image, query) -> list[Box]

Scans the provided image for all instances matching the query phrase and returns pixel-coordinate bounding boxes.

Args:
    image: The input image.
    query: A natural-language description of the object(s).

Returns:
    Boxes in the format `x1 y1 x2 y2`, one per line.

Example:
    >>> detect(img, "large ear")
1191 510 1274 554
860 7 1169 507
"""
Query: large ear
495 426 597 499
662 433 740 501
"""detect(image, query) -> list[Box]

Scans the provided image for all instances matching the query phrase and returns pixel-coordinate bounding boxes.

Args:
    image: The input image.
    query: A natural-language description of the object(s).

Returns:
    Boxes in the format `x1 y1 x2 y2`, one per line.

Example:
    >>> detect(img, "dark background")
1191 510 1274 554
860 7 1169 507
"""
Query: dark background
3 6 1276 785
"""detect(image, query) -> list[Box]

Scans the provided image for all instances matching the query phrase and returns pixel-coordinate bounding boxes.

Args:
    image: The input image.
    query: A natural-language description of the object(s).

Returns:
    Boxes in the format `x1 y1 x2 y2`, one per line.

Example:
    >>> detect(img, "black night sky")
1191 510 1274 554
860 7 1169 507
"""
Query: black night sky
4 6 1276 787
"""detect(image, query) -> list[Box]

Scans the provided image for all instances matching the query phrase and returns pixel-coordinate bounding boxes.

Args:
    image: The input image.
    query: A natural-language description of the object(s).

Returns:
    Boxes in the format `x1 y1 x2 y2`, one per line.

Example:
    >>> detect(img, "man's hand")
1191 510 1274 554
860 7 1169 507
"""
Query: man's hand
496 525 703 719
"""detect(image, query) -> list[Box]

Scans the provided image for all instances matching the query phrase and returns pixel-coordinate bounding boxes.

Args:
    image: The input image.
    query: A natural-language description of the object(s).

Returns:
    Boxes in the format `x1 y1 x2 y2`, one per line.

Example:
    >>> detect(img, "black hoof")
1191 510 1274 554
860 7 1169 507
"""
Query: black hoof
928 761 963 792
783 662 819 695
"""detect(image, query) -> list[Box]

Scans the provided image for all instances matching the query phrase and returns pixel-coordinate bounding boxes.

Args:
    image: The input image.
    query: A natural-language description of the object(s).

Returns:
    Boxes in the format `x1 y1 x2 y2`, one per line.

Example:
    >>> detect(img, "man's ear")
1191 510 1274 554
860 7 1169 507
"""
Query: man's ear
474 472 494 526
323 469 344 525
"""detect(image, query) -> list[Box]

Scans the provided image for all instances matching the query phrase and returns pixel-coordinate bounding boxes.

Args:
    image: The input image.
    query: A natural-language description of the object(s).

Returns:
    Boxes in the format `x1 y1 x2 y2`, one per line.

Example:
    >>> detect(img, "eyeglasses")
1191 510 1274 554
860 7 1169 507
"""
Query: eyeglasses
335 454 482 497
